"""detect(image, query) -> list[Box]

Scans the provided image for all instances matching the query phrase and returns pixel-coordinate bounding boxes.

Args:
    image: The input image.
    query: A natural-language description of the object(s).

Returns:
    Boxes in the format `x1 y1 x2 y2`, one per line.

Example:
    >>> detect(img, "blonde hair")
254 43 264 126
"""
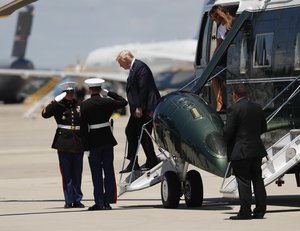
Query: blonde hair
116 50 134 63
209 5 233 30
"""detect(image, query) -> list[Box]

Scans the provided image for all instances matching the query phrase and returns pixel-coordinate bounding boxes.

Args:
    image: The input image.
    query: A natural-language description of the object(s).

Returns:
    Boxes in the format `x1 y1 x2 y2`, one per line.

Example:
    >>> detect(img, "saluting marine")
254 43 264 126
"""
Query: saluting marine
80 78 128 210
41 81 85 209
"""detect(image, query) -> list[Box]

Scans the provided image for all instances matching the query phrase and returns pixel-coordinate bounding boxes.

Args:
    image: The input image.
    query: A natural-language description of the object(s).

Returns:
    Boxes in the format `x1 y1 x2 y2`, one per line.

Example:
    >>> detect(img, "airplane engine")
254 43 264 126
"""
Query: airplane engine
153 91 229 177
0 74 24 103
0 6 35 103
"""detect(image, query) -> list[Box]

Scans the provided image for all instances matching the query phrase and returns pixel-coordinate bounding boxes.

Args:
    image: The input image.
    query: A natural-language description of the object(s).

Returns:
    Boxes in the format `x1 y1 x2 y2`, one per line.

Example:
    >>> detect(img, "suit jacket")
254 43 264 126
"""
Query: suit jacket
80 91 128 151
223 98 267 161
41 99 83 153
126 59 160 116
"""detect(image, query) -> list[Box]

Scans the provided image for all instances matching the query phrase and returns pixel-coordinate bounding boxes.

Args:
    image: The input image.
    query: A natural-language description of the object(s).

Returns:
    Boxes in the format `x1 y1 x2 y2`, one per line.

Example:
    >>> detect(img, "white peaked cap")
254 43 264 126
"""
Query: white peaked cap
84 78 105 87
58 81 77 92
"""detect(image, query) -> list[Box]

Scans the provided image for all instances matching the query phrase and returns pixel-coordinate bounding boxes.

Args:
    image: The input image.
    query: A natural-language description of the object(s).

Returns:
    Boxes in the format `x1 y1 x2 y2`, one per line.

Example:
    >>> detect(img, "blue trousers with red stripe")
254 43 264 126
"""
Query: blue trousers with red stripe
57 151 84 205
88 145 117 207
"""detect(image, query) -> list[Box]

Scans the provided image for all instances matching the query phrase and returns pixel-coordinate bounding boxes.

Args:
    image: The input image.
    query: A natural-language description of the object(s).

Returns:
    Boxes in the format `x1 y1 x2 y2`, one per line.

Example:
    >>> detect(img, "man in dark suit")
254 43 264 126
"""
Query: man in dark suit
116 50 160 173
42 82 85 209
224 84 267 220
80 78 127 210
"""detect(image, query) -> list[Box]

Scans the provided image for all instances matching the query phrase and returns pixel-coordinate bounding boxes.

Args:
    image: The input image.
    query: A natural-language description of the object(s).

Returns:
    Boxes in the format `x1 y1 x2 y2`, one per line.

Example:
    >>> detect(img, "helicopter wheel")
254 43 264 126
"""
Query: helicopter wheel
161 171 181 208
184 170 203 207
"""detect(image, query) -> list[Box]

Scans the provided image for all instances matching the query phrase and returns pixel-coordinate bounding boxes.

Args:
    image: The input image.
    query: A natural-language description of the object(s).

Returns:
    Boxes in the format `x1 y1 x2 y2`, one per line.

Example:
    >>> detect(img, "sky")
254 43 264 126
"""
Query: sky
0 0 204 70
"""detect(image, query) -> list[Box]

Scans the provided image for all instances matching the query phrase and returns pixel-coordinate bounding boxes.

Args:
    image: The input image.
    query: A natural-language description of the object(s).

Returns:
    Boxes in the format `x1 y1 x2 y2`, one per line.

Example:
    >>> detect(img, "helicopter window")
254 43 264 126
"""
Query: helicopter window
195 13 217 67
209 20 218 61
195 13 210 67
294 33 300 70
253 33 274 68
240 38 248 74
201 18 210 66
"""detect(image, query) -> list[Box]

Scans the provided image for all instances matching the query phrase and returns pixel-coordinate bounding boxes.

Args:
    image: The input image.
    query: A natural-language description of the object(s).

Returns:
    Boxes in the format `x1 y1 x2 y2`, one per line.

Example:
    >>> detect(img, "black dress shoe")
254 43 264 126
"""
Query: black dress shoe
119 163 140 173
229 215 252 220
252 213 265 219
88 204 104 211
140 163 150 171
73 201 85 208
141 161 158 170
119 168 131 173
104 204 112 210
64 203 72 209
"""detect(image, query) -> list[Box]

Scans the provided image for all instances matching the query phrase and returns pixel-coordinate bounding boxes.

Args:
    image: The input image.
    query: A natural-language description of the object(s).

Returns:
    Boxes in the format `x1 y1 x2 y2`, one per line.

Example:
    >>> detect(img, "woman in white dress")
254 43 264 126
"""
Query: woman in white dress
209 5 234 112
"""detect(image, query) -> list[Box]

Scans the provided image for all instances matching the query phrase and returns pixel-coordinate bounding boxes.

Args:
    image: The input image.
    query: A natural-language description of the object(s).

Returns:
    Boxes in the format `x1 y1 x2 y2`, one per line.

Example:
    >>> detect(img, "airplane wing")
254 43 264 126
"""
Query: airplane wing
0 67 127 118
0 0 38 17
0 68 126 82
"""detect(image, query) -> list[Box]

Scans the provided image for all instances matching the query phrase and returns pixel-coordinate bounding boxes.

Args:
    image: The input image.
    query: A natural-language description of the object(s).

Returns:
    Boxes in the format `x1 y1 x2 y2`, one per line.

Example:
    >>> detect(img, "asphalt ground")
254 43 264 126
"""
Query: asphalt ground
0 104 299 231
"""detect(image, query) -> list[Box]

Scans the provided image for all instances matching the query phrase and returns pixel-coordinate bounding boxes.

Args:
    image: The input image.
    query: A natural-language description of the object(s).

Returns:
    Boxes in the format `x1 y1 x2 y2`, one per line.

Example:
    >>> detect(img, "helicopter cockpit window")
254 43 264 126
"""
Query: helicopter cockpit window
253 33 274 68
294 33 300 70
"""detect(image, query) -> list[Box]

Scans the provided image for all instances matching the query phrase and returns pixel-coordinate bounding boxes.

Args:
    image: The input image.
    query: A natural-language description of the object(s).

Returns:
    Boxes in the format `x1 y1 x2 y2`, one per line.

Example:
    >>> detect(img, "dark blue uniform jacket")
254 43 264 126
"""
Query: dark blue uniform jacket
80 91 128 151
42 99 83 153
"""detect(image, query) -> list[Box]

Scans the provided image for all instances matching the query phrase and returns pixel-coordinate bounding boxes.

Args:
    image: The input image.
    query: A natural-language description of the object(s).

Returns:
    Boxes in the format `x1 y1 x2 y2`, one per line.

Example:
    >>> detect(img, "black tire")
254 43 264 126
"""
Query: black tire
161 171 181 208
184 170 203 207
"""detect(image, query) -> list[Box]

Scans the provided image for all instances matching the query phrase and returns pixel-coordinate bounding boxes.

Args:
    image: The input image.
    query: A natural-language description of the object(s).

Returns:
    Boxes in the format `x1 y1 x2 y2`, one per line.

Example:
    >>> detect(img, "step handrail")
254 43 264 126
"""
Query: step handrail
263 74 300 111
266 84 300 123
179 66 227 91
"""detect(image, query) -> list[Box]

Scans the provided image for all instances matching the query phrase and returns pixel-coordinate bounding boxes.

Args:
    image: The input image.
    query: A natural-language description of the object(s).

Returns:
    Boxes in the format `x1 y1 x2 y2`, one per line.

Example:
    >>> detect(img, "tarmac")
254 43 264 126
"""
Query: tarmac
0 104 299 231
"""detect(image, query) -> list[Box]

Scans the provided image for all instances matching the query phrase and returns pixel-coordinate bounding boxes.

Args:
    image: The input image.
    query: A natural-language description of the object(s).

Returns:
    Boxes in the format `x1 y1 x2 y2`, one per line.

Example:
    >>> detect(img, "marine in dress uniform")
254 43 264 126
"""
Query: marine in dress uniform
80 78 128 210
41 82 85 209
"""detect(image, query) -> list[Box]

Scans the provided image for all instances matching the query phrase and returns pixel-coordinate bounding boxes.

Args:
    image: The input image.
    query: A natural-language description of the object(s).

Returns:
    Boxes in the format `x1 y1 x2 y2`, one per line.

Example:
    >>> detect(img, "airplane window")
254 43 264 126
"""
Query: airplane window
294 33 300 70
253 33 274 68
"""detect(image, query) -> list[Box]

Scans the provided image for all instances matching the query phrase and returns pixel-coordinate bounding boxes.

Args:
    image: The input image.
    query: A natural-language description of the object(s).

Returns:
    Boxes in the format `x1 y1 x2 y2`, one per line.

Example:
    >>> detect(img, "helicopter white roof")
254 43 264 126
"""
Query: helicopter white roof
206 0 300 13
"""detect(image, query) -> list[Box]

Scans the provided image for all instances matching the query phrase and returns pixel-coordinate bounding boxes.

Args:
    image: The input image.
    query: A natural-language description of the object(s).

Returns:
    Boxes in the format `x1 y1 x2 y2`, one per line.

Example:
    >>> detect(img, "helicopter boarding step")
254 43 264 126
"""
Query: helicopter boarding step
118 149 177 197
220 129 300 198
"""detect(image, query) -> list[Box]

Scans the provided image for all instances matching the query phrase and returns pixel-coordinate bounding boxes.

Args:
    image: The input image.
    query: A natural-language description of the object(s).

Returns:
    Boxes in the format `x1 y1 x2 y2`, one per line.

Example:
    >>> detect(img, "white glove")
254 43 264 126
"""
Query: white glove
54 92 67 102
101 89 109 97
